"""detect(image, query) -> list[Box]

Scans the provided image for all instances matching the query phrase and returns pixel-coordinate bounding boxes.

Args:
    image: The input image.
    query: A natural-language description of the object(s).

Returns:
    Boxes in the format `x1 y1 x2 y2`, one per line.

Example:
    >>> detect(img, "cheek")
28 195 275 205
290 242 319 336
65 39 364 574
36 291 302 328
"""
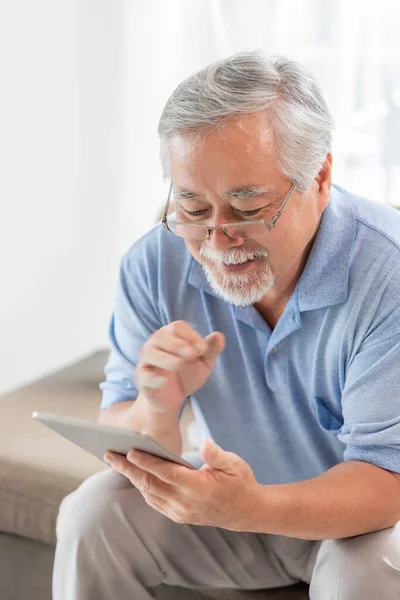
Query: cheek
184 240 203 262
272 219 315 266
264 230 297 265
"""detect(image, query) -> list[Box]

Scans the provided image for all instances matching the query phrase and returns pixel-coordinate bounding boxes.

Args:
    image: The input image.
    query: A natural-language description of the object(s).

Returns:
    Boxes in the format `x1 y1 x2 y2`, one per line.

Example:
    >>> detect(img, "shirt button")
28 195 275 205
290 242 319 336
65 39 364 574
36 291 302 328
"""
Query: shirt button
271 346 278 354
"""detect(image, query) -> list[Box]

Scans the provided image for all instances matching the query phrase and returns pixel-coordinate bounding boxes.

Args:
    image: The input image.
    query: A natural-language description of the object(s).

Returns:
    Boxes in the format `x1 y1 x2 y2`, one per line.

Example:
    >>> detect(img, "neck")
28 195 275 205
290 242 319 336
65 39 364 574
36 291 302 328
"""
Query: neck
254 237 315 329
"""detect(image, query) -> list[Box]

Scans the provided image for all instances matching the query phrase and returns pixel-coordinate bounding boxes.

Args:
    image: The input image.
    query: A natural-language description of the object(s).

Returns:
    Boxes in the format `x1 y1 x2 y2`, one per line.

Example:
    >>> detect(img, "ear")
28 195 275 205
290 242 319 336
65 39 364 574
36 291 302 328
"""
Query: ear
314 153 332 210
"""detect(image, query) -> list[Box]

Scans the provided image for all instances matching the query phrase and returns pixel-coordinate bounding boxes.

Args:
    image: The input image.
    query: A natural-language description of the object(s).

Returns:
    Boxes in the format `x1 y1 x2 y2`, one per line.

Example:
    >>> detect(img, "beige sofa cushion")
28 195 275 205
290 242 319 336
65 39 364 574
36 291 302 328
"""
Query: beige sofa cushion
0 352 110 545
0 353 310 599
0 351 195 547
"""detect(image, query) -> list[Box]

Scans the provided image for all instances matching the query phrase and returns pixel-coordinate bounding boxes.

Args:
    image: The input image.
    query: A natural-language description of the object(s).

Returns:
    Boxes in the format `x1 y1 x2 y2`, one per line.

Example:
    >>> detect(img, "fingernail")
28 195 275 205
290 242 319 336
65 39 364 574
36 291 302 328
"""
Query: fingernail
152 376 166 389
103 453 114 466
128 450 141 462
179 346 194 357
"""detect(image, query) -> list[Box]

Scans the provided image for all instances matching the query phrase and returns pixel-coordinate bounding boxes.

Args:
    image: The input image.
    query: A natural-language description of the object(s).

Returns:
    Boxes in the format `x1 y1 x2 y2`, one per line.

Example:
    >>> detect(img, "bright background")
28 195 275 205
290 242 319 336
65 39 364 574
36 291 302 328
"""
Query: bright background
1 0 400 395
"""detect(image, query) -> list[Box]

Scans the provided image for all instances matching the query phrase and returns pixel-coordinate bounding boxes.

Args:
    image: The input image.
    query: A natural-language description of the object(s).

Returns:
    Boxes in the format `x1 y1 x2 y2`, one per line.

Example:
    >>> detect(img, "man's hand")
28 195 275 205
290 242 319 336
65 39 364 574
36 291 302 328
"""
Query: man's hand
104 439 261 531
136 321 226 413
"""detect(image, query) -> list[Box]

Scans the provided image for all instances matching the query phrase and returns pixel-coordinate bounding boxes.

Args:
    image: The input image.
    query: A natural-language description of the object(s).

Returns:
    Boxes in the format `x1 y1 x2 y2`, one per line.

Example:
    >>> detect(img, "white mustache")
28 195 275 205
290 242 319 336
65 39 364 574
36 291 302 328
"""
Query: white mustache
199 246 268 266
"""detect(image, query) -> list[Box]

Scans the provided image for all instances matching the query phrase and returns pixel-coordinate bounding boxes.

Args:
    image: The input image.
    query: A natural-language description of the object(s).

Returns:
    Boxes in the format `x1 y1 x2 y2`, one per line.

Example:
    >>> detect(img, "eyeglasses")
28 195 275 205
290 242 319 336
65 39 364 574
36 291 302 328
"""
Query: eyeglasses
162 182 296 241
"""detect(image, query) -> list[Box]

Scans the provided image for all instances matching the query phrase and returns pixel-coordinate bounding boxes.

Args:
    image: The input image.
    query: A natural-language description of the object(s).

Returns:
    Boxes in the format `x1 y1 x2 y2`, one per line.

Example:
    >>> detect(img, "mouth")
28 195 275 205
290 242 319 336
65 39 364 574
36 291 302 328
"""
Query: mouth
218 257 260 273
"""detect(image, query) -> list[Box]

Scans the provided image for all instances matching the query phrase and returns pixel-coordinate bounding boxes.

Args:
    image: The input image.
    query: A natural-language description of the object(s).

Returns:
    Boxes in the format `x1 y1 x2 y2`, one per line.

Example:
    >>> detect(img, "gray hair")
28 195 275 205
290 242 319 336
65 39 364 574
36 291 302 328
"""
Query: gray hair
158 50 334 192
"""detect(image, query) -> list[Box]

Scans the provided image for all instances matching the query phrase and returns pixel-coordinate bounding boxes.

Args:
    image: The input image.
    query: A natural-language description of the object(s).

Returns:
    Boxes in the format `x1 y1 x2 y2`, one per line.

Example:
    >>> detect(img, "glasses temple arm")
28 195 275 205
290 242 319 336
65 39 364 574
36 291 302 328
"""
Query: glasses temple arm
162 182 173 226
270 183 296 227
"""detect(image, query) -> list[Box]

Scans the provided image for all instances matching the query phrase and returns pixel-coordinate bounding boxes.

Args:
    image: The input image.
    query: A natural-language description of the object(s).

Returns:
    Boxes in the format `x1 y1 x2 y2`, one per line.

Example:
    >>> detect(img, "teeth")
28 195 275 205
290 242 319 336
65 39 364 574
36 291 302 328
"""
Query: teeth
223 258 254 266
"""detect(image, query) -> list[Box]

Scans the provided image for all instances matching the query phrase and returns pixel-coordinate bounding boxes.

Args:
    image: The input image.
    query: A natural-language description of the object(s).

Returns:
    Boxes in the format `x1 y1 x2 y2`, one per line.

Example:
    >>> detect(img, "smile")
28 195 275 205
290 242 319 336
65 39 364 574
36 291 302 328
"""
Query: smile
218 258 259 272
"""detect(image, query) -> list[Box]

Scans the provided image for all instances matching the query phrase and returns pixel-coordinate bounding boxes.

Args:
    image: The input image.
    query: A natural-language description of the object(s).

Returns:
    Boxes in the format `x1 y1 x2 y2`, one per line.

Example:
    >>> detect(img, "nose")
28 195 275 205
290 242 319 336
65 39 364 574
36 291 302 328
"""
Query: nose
205 224 245 252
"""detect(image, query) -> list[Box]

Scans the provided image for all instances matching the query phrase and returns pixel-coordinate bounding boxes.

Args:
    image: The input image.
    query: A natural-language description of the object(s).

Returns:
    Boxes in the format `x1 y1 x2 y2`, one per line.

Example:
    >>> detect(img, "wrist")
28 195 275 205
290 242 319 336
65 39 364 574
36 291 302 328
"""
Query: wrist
133 394 182 437
244 483 282 534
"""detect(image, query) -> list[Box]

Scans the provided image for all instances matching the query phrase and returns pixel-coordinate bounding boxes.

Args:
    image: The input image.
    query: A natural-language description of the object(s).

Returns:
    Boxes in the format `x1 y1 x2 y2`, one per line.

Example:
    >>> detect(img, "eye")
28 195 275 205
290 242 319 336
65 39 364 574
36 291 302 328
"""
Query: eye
184 209 209 217
236 208 262 217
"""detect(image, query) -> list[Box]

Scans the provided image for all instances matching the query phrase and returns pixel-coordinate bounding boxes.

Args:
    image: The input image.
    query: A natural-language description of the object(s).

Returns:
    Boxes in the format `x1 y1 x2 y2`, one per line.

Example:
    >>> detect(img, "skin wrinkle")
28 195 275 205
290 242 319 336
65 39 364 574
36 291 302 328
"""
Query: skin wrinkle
168 113 331 325
389 471 400 485
104 118 400 540
175 185 275 201
102 57 400 548
198 245 274 307
159 52 335 189
226 185 275 199
178 113 276 178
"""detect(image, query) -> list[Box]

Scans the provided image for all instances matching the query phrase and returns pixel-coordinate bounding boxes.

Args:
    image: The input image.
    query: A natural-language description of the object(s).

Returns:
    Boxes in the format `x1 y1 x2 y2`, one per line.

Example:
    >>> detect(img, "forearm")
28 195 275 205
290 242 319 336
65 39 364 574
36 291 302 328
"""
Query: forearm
97 396 182 455
253 461 400 540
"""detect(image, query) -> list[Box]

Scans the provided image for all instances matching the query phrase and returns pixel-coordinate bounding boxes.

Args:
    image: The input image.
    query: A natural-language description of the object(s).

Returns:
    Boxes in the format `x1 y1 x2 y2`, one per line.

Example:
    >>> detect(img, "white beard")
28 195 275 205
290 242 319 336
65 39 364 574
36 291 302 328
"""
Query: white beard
199 246 275 307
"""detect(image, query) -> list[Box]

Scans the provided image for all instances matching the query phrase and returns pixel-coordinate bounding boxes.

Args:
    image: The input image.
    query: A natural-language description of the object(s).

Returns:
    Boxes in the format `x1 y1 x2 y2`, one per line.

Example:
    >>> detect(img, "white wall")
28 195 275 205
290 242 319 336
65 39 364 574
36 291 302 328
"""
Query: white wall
0 0 125 395
1 0 399 395
121 0 228 253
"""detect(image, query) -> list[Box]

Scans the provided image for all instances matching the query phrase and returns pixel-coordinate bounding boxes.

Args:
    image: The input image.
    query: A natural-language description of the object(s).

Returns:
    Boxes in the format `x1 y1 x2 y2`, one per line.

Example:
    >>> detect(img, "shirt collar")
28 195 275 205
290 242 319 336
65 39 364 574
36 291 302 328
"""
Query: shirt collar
297 184 355 311
188 184 356 313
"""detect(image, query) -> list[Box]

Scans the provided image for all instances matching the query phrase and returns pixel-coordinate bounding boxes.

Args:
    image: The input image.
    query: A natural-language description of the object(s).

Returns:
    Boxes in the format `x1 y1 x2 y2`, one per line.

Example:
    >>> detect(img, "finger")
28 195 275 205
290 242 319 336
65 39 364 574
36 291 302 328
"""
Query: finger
139 347 187 372
162 322 225 360
135 365 169 389
127 450 190 486
104 451 144 481
145 330 205 360
200 438 242 473
104 452 174 497
201 332 226 368
142 493 169 514
160 321 205 347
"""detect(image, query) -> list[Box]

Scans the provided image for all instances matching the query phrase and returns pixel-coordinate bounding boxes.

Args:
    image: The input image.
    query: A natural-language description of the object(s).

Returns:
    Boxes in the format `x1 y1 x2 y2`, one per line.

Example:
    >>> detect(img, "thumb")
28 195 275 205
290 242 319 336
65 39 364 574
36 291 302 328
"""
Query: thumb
202 331 226 367
201 438 238 472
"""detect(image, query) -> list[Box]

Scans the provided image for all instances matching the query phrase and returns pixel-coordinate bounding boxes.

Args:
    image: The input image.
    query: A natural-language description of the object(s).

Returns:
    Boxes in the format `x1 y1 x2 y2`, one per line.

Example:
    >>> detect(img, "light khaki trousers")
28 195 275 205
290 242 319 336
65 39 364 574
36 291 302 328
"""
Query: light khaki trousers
53 467 400 600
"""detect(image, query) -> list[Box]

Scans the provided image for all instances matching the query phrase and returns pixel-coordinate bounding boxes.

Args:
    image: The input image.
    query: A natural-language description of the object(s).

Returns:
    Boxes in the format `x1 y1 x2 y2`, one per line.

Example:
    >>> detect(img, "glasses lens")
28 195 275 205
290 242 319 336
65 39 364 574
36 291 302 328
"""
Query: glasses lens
223 221 270 239
167 221 208 240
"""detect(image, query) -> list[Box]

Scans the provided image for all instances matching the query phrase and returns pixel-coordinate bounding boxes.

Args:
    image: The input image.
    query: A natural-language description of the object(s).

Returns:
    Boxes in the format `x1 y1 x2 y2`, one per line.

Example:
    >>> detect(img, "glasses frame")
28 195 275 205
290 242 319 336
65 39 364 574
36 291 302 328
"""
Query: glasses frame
162 181 297 241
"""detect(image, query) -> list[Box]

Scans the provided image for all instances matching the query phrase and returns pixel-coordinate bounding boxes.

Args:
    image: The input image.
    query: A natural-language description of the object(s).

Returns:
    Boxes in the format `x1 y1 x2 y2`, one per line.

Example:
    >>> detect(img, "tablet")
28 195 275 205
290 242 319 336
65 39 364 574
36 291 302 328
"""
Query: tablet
32 411 197 469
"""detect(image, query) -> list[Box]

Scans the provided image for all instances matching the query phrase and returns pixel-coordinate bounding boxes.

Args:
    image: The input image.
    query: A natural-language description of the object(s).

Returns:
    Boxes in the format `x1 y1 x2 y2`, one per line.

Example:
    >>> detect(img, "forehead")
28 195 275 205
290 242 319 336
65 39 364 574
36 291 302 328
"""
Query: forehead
168 113 278 186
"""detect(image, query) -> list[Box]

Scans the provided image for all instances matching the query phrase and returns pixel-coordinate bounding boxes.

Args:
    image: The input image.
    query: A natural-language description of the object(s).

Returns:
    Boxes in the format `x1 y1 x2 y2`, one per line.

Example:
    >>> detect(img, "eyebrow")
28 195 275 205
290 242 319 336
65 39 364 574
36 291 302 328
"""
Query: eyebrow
225 185 275 199
174 185 275 201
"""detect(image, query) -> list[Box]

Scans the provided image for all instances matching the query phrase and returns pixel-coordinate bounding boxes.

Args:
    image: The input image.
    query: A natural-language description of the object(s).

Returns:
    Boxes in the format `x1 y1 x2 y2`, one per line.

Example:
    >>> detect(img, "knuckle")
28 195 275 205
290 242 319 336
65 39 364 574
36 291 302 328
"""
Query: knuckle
140 337 154 354
166 323 178 335
139 473 151 495
171 356 185 371
141 331 164 355
168 320 186 334
138 352 150 369
120 465 130 480
142 491 153 506
164 465 177 484
171 510 184 524
173 504 188 524
135 366 151 386
134 364 144 381
142 369 156 382
173 319 185 328
174 515 184 524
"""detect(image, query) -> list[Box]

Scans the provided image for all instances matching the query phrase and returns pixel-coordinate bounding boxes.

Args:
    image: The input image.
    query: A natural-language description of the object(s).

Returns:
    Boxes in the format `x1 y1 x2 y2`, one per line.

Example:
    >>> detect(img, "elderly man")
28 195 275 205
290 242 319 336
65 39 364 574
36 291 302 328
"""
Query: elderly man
53 51 400 599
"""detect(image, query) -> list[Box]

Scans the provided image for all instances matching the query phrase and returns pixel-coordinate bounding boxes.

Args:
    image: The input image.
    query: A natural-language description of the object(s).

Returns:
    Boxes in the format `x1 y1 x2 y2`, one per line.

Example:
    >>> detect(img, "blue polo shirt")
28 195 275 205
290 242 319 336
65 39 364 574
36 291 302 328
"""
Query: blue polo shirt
100 184 400 485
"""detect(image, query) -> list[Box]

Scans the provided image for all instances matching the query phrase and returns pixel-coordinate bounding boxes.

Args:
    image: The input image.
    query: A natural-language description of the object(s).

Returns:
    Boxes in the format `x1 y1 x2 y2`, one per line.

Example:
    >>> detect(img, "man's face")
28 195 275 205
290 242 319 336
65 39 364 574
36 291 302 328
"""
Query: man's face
168 113 330 307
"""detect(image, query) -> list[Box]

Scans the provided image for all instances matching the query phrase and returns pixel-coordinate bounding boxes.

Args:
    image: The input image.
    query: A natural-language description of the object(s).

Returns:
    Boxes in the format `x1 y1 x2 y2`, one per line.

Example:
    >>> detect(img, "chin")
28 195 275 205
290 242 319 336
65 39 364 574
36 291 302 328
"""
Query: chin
202 265 275 306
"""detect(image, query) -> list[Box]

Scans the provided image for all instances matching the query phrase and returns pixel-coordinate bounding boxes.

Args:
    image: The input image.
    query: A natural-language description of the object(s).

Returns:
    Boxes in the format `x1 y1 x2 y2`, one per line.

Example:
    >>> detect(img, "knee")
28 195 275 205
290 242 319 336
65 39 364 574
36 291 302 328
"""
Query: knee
310 524 400 600
339 524 400 579
54 468 172 589
56 468 131 548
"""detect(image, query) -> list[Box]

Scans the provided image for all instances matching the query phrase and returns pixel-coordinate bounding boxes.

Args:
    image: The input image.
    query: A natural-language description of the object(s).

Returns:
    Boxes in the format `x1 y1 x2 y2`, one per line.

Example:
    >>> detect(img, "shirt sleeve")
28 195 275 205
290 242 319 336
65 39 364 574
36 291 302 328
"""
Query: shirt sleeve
338 322 400 473
99 249 163 410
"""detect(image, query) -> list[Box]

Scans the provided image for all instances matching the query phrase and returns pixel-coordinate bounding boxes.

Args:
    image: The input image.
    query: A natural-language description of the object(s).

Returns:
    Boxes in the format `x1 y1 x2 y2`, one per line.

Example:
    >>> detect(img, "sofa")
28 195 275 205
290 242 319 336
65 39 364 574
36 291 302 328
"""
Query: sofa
0 350 308 600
